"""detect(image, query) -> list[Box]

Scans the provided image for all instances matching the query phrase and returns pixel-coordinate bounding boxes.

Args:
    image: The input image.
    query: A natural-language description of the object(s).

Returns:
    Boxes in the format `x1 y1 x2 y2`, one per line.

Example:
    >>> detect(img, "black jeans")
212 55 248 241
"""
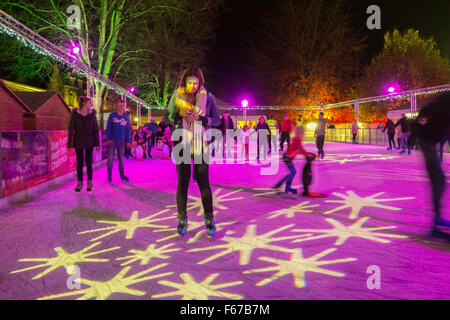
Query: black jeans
302 155 314 195
352 133 357 144
418 137 446 216
277 155 296 188
388 132 396 148
257 136 268 160
75 147 93 181
147 137 153 157
176 161 213 220
108 141 125 178
280 132 291 151
316 135 325 155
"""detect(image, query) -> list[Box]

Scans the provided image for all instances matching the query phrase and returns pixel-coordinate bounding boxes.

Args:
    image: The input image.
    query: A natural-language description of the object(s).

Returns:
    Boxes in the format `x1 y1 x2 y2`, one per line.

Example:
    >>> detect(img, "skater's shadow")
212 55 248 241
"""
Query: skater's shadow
110 183 173 209
63 193 126 222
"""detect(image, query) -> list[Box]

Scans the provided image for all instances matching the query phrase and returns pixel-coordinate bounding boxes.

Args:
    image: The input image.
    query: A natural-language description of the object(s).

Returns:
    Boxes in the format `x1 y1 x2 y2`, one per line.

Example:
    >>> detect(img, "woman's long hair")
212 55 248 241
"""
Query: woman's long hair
177 65 205 90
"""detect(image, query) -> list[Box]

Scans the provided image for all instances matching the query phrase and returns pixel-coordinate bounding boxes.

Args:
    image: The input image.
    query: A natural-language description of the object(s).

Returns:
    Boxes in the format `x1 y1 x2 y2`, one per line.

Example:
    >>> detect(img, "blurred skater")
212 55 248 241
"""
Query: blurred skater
414 93 450 238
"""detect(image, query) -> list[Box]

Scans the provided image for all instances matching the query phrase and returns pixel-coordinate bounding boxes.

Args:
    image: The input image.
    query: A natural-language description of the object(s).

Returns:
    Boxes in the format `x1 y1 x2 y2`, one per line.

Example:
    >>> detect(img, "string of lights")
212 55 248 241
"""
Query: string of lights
0 10 166 110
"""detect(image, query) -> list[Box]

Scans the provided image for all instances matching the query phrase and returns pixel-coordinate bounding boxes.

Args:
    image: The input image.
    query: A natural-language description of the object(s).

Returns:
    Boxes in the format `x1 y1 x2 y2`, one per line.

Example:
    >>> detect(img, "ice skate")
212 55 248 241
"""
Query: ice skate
302 192 327 198
205 217 216 238
177 216 188 237
285 186 297 195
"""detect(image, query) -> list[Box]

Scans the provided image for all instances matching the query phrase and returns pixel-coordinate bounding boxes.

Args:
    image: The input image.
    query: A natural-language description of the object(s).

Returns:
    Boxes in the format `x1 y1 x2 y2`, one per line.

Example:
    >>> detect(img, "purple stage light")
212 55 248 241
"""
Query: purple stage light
386 83 400 94
241 100 249 108
130 87 135 93
72 46 80 55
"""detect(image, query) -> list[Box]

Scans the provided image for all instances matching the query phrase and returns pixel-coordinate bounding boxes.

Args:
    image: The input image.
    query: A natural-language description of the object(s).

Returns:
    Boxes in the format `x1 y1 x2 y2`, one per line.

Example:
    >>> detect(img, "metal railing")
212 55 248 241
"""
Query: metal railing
325 128 390 146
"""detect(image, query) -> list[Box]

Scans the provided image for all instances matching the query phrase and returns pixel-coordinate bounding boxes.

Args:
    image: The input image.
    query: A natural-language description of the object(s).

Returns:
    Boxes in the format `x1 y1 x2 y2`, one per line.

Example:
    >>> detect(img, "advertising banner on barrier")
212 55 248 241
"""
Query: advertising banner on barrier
48 131 77 179
1 131 50 197
1 130 104 198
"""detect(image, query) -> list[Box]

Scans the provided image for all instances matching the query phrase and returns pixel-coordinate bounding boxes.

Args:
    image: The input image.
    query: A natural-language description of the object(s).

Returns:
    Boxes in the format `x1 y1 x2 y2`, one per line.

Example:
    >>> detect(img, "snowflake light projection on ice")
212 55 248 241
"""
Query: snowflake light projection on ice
267 201 320 219
187 224 304 265
324 191 415 219
10 242 120 280
116 243 181 266
154 219 237 243
291 217 408 245
78 210 172 241
243 248 357 288
152 273 243 300
166 188 244 216
38 263 173 300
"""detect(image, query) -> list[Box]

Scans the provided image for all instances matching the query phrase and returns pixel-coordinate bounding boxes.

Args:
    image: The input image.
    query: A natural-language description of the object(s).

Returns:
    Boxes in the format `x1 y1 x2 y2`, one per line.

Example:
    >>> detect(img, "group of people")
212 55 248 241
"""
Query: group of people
132 118 173 160
383 115 417 155
67 65 449 240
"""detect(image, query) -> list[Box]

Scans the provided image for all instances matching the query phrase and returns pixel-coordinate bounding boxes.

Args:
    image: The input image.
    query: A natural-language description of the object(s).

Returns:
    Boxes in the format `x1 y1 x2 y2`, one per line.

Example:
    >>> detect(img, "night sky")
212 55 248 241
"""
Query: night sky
206 0 450 105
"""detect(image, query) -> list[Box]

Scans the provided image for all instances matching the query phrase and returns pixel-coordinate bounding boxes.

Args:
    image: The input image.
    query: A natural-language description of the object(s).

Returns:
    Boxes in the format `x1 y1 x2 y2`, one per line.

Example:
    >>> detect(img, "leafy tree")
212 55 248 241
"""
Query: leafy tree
0 35 53 86
48 64 64 93
358 29 450 97
0 0 224 118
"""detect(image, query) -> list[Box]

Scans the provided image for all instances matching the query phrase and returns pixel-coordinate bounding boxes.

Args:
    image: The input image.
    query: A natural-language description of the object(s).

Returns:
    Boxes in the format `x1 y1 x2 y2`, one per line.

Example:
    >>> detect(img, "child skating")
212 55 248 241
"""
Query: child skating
273 126 315 195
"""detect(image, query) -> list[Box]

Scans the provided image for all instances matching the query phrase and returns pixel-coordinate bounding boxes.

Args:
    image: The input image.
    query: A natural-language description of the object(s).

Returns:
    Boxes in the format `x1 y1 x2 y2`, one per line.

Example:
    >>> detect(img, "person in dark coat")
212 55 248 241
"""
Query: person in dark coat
144 117 158 157
167 65 221 237
394 115 411 154
68 96 100 192
414 92 450 237
383 117 396 150
218 111 235 158
256 116 271 161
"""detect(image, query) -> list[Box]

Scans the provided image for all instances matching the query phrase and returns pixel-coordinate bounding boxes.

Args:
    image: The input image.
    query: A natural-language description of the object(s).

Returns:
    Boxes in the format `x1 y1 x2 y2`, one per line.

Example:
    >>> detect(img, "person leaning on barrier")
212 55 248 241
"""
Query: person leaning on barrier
412 92 450 236
68 96 100 192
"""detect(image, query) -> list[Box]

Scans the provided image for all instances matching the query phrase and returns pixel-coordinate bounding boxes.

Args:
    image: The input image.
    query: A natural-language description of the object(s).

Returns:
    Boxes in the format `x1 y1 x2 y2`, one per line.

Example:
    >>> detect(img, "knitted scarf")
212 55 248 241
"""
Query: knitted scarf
175 85 208 156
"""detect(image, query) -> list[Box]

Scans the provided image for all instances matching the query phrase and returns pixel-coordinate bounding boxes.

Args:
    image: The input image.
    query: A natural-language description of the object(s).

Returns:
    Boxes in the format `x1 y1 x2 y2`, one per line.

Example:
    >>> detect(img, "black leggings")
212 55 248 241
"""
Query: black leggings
388 132 396 148
176 161 213 220
75 147 93 181
302 156 314 195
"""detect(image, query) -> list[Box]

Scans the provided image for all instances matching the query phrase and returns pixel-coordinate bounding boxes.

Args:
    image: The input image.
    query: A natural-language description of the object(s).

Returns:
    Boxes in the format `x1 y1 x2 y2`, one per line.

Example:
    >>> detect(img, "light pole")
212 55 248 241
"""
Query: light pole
241 99 248 126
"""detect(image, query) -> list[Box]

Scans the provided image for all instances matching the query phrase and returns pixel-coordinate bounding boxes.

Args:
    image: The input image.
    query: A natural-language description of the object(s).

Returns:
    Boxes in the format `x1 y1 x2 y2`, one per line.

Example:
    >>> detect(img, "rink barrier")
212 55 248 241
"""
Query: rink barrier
0 130 106 199
325 128 389 145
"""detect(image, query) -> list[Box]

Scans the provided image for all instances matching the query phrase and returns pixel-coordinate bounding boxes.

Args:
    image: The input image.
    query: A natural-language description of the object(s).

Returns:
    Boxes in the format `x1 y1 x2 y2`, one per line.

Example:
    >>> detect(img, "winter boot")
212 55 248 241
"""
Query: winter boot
75 181 83 192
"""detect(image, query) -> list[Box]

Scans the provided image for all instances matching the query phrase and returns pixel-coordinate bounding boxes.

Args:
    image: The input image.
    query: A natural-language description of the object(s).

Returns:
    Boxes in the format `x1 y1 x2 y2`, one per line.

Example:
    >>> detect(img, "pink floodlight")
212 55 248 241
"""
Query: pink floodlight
130 87 135 93
241 100 249 108
386 83 400 94
72 46 80 55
